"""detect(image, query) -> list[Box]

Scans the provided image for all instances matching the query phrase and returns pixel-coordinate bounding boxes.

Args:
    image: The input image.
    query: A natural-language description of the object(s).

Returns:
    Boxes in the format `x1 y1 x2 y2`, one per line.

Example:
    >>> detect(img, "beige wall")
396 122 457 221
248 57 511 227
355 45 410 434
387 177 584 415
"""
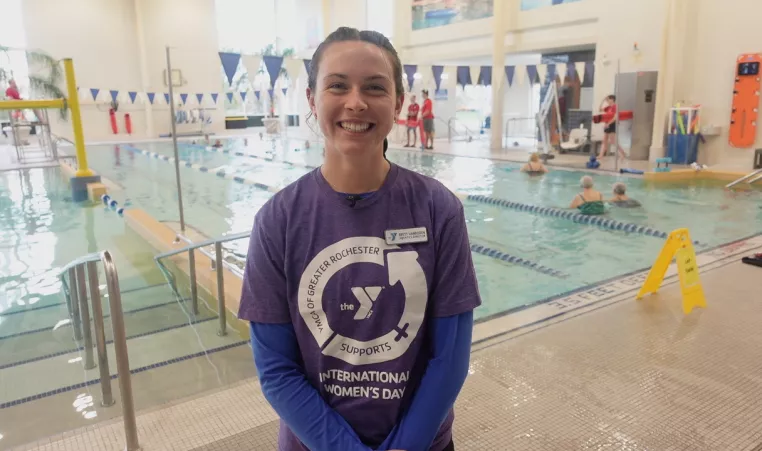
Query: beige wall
22 0 145 141
686 0 762 169
21 0 225 142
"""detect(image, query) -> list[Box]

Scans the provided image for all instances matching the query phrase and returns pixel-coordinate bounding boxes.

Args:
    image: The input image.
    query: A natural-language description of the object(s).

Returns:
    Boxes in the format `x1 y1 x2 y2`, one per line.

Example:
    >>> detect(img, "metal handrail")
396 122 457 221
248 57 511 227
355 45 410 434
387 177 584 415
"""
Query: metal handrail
58 250 140 451
446 117 476 143
154 231 250 337
726 167 762 189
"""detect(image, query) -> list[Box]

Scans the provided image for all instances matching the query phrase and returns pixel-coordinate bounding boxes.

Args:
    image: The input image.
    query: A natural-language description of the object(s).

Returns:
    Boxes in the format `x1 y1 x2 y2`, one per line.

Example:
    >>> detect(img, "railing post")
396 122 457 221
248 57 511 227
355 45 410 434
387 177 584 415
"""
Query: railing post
214 242 227 336
448 118 453 143
87 261 114 407
188 249 199 315
69 268 83 341
76 266 95 369
101 252 140 451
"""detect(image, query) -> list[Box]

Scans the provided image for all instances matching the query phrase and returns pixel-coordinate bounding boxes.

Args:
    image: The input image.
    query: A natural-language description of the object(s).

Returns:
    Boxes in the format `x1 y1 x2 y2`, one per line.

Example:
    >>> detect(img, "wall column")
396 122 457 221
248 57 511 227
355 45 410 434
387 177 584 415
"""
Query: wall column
133 0 154 137
650 0 692 163
490 0 509 149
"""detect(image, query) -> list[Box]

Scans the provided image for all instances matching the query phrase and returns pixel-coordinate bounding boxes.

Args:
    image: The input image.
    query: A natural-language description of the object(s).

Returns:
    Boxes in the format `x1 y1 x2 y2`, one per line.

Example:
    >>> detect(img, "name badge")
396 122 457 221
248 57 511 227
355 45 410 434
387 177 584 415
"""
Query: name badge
385 227 429 245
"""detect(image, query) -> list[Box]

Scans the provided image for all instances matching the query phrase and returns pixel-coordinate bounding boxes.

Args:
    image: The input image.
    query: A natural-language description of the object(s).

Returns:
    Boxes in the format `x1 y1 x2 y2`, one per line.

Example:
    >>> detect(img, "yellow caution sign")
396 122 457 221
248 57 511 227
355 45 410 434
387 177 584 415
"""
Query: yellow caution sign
637 228 707 314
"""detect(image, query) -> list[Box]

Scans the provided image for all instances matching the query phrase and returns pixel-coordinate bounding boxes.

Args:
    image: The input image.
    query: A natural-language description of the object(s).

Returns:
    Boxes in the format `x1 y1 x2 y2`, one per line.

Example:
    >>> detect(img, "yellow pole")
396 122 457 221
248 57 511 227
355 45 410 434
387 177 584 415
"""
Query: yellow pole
63 58 93 177
0 99 65 110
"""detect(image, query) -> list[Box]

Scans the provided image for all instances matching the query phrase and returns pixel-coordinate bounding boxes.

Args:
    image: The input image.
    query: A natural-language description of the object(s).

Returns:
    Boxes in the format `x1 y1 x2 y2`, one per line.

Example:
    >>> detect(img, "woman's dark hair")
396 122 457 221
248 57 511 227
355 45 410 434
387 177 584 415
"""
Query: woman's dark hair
307 27 404 159
608 95 617 102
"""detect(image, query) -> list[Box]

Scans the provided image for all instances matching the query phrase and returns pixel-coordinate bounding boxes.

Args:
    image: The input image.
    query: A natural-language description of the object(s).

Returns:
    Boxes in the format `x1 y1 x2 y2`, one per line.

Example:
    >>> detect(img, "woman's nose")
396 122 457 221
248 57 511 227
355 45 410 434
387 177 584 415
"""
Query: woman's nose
344 88 368 112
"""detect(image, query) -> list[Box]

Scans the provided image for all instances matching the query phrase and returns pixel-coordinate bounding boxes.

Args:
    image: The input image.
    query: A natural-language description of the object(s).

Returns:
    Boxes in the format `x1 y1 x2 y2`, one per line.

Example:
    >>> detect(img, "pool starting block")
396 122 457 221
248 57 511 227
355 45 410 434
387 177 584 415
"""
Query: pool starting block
637 228 707 315
655 157 672 172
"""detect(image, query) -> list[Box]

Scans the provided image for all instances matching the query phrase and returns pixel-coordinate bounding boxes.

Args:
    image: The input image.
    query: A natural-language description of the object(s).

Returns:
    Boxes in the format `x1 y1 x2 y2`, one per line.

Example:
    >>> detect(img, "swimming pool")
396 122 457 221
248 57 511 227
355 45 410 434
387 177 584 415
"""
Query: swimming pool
84 137 762 320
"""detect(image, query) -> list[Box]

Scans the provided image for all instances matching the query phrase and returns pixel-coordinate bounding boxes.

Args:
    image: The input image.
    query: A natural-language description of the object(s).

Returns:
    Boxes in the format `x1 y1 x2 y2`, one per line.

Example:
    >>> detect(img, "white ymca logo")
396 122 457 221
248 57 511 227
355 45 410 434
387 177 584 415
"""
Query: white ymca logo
298 237 428 366
351 287 382 320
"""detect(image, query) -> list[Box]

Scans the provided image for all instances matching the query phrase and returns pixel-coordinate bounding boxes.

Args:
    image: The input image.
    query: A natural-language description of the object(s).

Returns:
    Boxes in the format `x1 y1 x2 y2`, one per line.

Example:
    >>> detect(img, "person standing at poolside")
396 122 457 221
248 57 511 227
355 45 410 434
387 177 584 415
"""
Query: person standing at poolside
421 89 435 150
597 95 626 161
239 27 480 451
404 94 420 147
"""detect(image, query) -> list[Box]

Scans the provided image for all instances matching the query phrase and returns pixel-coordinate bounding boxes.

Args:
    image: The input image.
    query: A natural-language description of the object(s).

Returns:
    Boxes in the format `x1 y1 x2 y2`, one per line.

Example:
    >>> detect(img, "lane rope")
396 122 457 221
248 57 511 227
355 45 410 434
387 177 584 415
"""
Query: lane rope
470 242 569 279
464 194 702 245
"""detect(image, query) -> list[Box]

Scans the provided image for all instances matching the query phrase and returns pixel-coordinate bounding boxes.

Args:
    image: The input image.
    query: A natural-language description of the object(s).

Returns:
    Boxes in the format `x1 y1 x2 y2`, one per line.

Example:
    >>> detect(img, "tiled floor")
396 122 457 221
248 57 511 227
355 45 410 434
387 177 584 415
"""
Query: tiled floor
12 244 762 450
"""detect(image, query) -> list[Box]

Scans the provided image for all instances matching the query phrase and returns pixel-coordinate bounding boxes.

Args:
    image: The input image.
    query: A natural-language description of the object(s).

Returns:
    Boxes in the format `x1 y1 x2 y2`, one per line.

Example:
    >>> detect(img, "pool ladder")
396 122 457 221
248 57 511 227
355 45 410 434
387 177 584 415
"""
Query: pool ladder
60 250 140 451
153 231 250 337
726 167 762 189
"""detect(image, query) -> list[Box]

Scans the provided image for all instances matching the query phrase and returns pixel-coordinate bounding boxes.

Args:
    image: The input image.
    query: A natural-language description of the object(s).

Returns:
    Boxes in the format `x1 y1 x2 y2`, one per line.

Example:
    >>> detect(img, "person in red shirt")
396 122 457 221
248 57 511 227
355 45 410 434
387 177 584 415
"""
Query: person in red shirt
598 95 626 160
421 89 435 149
5 79 21 100
404 94 420 147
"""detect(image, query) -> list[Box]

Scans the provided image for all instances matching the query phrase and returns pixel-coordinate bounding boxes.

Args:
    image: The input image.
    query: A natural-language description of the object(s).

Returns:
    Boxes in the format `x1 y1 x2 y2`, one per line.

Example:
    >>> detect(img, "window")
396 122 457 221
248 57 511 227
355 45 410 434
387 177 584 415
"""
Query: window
0 0 29 98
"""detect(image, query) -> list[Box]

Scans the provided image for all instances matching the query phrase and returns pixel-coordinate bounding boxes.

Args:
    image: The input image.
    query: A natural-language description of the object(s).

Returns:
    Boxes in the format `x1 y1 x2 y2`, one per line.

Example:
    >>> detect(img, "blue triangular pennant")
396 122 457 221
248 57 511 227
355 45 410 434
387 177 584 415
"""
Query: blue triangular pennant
218 52 241 86
254 90 261 101
403 64 417 91
268 89 275 99
226 92 234 103
211 93 219 104
303 59 311 75
432 65 444 91
128 91 138 103
240 91 248 102
90 88 100 100
110 90 119 102
526 65 539 84
505 66 515 86
263 55 284 88
456 66 470 86
282 88 288 96
146 92 156 104
547 64 557 82
180 93 188 105
479 66 492 86
164 93 170 104
196 93 204 104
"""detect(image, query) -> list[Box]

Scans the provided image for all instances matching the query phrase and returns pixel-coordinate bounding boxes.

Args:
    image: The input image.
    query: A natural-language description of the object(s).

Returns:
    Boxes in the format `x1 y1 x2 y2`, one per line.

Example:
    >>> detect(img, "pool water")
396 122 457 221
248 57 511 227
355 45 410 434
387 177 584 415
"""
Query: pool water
83 138 762 319
0 167 166 316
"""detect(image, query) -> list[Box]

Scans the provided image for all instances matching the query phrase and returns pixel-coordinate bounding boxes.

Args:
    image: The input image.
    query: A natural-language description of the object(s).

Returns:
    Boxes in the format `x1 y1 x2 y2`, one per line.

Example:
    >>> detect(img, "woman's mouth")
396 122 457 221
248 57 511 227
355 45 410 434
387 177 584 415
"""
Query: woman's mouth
338 121 374 133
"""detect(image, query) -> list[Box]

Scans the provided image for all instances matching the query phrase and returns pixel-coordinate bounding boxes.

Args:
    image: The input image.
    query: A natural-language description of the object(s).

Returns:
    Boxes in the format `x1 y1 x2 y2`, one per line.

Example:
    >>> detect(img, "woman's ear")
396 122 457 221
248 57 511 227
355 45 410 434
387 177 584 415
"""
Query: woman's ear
395 94 404 117
306 88 316 117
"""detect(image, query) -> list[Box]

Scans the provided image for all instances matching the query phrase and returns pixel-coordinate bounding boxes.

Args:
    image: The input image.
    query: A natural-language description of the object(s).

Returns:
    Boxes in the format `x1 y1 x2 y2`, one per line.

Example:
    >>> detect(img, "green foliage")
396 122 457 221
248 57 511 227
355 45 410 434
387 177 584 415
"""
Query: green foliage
1 45 67 119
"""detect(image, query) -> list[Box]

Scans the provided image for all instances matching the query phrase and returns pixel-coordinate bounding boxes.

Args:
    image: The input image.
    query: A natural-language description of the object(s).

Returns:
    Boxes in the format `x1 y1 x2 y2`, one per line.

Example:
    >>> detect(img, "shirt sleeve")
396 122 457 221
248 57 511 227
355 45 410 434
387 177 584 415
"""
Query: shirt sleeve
378 312 473 451
250 322 373 451
238 203 291 323
430 201 481 317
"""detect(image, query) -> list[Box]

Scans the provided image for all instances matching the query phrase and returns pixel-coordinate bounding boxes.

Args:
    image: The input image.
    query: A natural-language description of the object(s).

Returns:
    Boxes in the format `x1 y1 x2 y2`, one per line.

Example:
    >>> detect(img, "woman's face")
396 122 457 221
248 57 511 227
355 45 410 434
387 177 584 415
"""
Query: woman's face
308 41 402 157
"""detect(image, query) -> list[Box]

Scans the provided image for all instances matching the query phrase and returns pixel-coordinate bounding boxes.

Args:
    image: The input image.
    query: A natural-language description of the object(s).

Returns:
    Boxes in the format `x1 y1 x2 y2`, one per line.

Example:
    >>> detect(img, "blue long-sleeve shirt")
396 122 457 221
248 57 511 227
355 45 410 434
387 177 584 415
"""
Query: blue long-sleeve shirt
250 311 473 451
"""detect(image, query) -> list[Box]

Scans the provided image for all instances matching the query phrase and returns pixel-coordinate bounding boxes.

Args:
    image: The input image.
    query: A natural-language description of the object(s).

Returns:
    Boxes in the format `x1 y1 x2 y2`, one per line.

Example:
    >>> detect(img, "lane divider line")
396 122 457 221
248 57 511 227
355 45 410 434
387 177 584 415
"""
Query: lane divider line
121 145 281 193
0 340 248 409
180 142 317 169
0 314 218 372
463 194 702 245
470 243 569 279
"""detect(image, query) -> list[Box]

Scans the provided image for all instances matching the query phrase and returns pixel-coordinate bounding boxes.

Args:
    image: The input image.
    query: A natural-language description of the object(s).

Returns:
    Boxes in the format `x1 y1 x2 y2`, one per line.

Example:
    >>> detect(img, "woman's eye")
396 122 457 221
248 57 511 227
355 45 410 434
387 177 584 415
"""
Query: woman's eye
367 85 386 92
327 83 345 90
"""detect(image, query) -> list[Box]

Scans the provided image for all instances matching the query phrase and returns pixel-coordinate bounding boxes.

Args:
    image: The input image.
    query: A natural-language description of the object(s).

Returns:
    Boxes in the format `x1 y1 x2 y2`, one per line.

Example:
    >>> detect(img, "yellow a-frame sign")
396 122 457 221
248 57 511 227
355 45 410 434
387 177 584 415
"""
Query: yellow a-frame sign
637 228 707 314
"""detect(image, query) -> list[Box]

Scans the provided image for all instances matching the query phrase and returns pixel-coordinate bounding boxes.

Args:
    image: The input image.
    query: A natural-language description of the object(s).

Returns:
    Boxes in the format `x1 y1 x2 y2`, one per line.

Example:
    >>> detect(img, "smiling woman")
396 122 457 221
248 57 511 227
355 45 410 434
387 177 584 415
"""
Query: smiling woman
238 27 479 451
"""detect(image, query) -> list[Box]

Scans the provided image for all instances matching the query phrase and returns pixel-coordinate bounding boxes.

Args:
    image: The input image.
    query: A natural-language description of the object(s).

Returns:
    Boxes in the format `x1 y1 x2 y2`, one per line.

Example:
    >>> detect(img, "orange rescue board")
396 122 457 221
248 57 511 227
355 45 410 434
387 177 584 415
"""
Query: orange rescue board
729 53 762 148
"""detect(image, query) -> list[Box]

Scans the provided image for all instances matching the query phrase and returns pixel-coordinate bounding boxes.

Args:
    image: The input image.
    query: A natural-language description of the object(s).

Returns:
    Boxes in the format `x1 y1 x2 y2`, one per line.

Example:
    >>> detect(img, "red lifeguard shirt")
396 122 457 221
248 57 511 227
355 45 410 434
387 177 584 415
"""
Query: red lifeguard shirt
407 102 420 120
422 98 434 119
5 86 21 100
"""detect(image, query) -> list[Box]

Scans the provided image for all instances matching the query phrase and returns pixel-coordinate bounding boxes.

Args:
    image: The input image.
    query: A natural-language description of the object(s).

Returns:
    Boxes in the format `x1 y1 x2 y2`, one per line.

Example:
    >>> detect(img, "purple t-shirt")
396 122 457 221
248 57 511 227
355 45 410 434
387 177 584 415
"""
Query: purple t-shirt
239 163 481 450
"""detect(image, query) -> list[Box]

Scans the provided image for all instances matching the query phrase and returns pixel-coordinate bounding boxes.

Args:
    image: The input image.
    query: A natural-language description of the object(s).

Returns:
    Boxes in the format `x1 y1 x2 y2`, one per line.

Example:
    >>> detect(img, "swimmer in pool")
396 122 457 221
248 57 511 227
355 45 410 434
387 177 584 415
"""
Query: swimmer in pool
520 153 548 175
608 182 641 208
570 175 605 215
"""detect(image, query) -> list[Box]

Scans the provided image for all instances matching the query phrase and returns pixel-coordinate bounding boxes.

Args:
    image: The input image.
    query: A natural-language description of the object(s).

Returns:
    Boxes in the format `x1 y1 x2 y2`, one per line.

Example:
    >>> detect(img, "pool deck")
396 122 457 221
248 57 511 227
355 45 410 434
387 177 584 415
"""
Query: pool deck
12 230 762 450
6 134 762 450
